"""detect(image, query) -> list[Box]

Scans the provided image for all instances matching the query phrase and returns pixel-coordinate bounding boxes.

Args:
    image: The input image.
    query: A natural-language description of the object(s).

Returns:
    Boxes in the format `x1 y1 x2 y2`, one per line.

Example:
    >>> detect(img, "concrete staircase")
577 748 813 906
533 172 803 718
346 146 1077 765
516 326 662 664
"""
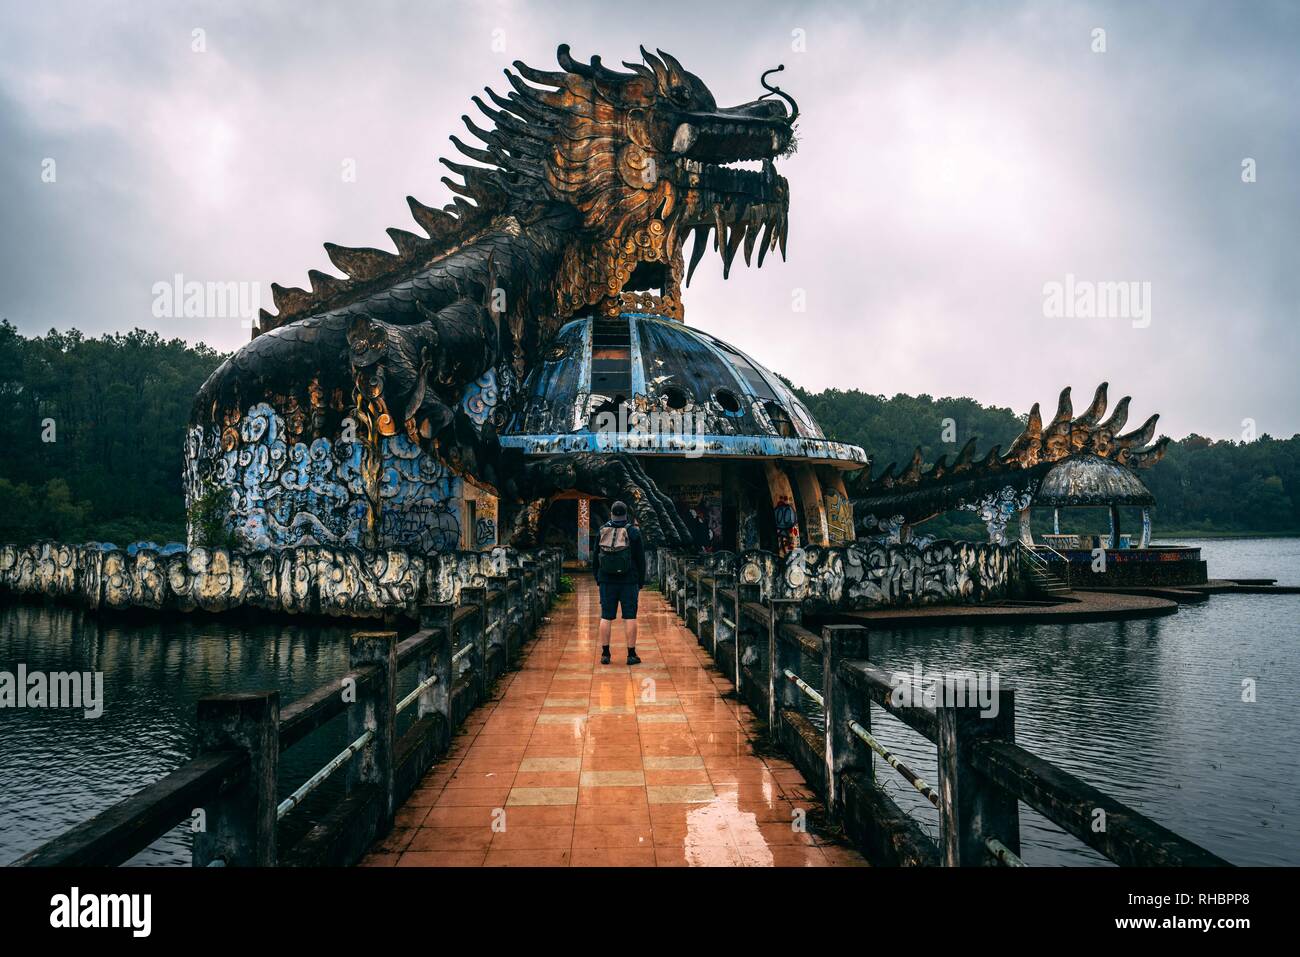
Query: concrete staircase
1018 544 1072 600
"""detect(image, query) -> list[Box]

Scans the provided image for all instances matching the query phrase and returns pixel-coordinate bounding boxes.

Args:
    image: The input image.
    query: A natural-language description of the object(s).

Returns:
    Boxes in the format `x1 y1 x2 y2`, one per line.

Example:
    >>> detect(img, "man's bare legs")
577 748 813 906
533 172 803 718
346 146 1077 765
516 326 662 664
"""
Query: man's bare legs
597 616 637 663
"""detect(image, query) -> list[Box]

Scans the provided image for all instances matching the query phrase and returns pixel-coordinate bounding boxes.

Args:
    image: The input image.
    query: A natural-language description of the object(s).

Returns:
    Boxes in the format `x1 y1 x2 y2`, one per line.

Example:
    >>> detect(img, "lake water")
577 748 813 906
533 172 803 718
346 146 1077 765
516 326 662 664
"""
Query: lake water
845 536 1300 866
1 537 1296 866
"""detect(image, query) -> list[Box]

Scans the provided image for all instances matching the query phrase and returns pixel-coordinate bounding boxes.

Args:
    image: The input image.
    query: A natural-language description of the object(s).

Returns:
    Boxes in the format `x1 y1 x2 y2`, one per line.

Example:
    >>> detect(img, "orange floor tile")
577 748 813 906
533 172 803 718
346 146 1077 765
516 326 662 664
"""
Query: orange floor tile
363 576 868 867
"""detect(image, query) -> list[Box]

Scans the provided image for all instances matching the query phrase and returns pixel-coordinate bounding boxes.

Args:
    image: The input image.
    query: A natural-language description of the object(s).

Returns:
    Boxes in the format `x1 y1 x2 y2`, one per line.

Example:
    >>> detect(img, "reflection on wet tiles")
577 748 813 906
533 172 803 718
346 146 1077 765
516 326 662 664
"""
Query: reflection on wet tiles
579 770 646 787
643 756 706 770
506 787 579 806
647 784 716 804
366 577 868 868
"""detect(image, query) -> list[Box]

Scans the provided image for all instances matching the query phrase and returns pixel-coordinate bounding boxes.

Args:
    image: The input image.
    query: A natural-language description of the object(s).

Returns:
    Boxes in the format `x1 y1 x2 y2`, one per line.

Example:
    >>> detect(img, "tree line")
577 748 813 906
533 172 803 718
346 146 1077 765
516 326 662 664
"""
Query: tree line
0 322 1295 545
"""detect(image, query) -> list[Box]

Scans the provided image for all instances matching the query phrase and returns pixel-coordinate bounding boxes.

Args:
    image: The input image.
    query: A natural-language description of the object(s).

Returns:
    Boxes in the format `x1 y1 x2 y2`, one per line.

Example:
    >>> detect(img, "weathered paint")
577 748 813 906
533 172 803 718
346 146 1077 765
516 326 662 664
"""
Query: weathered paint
503 314 867 467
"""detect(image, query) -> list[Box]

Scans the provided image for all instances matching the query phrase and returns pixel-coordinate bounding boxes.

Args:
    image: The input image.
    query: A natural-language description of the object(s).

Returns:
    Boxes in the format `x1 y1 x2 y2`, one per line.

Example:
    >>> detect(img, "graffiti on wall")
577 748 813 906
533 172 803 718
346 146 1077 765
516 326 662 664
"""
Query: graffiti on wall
186 402 465 553
461 369 501 427
576 497 591 562
824 487 854 544
733 540 1011 609
773 495 801 556
958 486 1036 546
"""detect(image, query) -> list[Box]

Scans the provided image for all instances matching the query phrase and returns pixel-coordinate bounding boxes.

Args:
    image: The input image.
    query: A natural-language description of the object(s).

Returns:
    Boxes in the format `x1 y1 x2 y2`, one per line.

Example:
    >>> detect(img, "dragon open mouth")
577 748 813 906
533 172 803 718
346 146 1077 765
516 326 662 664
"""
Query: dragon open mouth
670 91 794 282
678 154 789 282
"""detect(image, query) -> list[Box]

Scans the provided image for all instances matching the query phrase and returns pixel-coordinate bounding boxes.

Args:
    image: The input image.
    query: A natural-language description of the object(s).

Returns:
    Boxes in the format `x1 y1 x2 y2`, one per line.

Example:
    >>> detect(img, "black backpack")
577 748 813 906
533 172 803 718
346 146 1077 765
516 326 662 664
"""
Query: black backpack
598 523 633 576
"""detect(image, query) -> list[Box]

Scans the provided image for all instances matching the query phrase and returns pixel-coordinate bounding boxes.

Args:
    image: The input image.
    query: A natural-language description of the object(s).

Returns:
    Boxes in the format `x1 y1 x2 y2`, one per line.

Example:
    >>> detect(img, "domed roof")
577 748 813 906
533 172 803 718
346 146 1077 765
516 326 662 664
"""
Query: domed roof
1034 453 1155 507
500 313 866 467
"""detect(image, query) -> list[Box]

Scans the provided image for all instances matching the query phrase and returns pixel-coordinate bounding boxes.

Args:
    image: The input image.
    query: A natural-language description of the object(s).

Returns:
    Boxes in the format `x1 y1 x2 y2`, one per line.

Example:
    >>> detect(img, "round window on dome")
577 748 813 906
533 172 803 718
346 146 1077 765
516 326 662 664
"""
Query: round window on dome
662 386 689 410
713 388 743 416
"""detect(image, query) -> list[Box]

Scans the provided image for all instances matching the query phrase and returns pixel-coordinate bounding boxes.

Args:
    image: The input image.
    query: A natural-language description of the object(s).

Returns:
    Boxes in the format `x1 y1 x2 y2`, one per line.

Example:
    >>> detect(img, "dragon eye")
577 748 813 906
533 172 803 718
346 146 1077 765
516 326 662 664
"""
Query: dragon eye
669 85 691 105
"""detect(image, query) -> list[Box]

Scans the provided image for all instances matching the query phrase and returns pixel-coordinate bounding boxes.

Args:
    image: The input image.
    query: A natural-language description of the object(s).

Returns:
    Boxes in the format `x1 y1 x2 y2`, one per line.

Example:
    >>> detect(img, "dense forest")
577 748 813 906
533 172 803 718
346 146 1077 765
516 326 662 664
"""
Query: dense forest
0 321 1296 545
0 321 223 545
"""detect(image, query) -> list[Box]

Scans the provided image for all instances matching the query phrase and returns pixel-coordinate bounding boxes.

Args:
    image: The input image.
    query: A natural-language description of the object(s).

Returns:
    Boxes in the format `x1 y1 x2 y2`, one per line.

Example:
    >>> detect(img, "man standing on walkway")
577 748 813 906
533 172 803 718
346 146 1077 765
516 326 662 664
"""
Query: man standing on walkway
593 500 645 666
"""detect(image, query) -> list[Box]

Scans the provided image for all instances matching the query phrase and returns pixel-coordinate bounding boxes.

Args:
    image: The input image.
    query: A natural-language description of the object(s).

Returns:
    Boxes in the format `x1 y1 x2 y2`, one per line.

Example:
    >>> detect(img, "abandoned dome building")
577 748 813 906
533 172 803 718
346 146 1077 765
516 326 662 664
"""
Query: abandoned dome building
501 312 866 562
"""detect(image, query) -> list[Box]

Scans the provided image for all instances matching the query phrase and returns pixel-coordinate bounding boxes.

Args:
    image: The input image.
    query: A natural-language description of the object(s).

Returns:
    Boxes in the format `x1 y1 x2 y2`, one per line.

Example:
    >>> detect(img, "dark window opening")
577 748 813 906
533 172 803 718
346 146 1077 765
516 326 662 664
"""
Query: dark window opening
662 385 689 410
625 260 668 294
764 400 797 437
714 388 743 416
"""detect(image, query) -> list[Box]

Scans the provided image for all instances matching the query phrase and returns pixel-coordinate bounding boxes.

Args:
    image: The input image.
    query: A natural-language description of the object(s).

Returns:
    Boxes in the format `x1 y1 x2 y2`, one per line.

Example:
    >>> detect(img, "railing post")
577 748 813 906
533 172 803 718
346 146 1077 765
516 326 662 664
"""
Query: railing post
735 581 761 695
487 576 512 665
821 624 872 820
348 630 397 828
507 566 524 645
937 684 1019 866
681 558 691 614
768 599 802 738
420 604 455 745
712 573 733 657
459 586 488 703
522 562 538 631
193 691 279 867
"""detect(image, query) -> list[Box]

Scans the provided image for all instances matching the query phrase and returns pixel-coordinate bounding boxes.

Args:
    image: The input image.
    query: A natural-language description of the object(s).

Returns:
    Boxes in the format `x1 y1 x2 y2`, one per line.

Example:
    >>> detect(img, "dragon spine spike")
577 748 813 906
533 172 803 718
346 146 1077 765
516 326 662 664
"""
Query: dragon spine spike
1128 436 1171 468
406 195 454 240
306 269 348 298
386 227 431 258
1114 413 1160 450
1073 381 1109 427
270 282 311 315
1099 395 1131 434
323 243 397 282
953 436 979 471
1046 387 1073 431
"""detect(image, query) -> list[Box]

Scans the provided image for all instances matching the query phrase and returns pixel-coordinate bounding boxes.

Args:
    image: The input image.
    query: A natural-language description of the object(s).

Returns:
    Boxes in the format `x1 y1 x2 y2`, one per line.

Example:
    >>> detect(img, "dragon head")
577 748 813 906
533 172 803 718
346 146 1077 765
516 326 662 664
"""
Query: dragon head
467 44 797 316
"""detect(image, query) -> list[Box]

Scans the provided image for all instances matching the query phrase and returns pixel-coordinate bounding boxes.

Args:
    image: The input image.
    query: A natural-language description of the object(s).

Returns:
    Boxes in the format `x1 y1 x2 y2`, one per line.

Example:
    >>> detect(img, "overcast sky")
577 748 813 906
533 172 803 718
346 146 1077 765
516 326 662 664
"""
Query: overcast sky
2 0 1297 440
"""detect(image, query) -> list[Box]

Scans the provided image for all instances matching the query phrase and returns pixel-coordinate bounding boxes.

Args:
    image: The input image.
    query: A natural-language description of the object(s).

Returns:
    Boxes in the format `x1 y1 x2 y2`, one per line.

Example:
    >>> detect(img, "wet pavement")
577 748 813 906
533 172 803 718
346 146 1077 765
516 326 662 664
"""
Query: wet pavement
361 577 866 867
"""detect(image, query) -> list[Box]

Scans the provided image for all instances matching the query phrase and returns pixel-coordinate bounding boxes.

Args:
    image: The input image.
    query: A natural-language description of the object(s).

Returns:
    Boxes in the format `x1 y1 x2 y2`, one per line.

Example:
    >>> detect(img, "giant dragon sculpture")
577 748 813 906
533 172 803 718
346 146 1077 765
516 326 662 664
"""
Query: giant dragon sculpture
188 45 797 551
852 382 1169 544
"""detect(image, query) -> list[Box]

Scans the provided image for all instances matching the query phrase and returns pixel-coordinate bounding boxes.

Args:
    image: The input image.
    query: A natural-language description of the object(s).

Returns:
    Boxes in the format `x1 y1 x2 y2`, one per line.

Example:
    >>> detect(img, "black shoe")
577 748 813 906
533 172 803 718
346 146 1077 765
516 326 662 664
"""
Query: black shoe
626 650 641 666
600 647 611 665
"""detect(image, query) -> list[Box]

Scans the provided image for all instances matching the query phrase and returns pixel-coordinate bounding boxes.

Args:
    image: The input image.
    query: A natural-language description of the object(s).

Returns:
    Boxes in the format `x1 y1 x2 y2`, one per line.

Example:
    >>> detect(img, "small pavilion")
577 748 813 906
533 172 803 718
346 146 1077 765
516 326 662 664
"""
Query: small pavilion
1024 453 1156 550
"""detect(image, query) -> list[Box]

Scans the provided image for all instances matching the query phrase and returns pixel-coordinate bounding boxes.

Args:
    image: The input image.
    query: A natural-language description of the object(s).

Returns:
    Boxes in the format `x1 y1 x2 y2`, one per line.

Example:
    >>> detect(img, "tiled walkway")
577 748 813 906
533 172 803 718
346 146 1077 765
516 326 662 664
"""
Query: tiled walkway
362 576 867 866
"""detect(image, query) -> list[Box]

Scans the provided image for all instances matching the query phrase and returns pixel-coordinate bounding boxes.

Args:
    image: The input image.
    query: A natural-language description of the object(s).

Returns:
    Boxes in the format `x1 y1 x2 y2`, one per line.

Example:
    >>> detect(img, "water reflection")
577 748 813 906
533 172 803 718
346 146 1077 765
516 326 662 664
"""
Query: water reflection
794 552 1300 865
0 604 362 866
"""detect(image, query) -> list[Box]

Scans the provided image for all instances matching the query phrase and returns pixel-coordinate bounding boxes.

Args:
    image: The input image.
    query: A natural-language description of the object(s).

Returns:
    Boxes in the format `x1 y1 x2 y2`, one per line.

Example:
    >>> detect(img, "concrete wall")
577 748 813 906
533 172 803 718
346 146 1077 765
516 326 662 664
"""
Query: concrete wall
0 541 539 618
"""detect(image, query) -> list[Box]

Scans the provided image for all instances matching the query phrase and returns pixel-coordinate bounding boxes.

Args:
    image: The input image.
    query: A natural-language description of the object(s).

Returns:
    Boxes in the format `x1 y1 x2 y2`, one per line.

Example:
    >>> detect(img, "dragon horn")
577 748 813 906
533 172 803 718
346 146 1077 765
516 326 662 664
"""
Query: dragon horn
639 46 669 89
657 49 687 76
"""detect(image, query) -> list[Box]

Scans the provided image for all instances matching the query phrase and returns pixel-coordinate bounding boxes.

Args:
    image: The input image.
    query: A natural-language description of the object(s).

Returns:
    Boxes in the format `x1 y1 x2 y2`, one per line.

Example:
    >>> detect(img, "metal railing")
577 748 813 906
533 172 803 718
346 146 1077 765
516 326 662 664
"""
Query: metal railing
1018 541 1071 588
15 550 562 868
658 546 1231 868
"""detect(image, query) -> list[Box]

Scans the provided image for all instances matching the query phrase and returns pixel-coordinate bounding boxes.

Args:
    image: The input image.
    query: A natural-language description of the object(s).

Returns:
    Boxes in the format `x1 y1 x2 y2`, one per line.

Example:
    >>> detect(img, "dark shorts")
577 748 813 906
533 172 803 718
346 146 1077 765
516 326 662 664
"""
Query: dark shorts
598 580 640 620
